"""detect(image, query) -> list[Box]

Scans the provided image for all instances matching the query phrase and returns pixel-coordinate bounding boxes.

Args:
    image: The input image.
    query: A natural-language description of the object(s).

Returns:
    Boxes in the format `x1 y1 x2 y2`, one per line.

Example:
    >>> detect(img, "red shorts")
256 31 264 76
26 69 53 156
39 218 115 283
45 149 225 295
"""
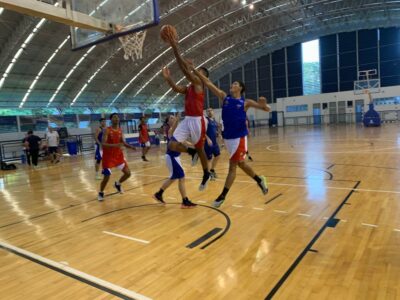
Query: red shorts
225 137 247 162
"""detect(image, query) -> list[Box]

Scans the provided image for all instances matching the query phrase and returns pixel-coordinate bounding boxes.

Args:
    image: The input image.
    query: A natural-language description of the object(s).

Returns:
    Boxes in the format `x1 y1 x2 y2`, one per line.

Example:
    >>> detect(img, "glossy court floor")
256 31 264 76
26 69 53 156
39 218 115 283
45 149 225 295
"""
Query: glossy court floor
0 124 399 300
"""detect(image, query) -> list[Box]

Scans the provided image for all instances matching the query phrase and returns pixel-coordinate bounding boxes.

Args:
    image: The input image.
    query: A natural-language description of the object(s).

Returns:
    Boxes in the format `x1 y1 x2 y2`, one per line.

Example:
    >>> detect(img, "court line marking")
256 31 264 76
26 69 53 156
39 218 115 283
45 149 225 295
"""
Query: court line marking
265 193 283 205
186 227 222 249
252 207 264 211
232 204 243 208
137 174 400 195
298 213 311 217
274 210 288 214
361 223 378 228
265 181 360 299
0 241 152 300
394 229 400 232
103 231 150 244
197 200 206 203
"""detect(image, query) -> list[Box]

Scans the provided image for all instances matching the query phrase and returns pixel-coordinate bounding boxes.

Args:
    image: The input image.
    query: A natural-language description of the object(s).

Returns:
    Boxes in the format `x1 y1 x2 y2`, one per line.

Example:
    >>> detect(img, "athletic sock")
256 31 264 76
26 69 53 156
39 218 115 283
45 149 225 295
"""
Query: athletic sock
253 175 262 184
187 147 197 156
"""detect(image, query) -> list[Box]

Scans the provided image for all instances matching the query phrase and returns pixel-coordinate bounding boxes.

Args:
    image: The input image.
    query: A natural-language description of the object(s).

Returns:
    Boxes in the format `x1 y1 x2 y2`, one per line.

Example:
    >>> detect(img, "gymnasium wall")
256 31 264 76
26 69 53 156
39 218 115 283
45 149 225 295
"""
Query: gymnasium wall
207 27 400 109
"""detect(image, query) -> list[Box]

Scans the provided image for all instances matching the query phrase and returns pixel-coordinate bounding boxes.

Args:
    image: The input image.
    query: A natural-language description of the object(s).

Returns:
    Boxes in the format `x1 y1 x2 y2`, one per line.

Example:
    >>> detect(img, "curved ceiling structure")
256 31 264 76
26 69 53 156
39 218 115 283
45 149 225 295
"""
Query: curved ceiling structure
0 0 400 111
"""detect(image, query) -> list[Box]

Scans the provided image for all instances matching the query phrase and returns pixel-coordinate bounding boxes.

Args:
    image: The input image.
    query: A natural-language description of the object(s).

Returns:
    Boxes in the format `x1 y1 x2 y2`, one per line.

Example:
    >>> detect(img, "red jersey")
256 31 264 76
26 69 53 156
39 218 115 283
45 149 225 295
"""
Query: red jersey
185 85 204 117
102 126 125 168
138 124 149 143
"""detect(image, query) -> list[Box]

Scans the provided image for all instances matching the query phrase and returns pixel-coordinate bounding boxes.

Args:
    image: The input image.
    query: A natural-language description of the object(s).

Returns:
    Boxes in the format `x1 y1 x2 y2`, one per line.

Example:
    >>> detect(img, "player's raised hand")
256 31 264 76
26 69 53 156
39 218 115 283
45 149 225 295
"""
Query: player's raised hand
258 96 271 111
162 66 170 79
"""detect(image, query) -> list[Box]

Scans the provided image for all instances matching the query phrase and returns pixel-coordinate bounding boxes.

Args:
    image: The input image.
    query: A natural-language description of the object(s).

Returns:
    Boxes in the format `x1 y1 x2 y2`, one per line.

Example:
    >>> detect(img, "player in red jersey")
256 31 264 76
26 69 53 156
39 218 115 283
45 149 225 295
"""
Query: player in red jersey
98 113 136 201
162 37 211 191
138 116 151 162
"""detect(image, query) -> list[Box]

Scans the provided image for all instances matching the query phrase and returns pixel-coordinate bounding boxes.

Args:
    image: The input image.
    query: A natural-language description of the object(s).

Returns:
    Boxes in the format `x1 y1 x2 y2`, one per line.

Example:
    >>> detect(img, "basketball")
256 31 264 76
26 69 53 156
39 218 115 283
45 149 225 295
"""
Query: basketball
160 25 178 43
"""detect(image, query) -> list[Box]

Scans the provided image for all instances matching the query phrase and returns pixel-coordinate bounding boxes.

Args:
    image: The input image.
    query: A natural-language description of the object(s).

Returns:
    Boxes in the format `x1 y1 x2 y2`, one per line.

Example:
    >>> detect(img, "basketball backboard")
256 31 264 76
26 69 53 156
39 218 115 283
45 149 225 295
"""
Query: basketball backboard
70 0 160 50
354 69 381 95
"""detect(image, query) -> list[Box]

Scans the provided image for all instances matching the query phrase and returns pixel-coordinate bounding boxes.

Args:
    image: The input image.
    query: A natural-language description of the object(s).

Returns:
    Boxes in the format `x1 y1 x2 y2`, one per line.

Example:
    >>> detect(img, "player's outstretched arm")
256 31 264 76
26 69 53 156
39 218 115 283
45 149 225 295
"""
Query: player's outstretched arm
192 68 226 101
244 97 271 112
169 40 201 85
162 67 187 94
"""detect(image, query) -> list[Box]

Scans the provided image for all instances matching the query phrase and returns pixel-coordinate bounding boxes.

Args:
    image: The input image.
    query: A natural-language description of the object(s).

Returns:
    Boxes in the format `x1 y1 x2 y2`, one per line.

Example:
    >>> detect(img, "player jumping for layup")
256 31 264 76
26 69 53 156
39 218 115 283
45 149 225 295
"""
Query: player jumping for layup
192 67 271 208
162 37 211 191
98 113 136 201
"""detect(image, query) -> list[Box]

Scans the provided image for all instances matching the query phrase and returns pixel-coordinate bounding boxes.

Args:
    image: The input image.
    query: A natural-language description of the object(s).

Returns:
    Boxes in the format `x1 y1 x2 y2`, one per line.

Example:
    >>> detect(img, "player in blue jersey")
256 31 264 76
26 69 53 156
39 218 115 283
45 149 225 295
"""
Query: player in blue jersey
94 118 106 180
204 108 221 180
192 67 271 208
153 115 197 208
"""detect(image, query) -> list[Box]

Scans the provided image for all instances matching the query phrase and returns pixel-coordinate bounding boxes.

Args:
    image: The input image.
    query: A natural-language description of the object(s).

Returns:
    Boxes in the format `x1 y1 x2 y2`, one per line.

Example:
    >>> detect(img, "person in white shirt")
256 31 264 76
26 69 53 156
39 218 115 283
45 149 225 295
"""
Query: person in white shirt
46 126 60 163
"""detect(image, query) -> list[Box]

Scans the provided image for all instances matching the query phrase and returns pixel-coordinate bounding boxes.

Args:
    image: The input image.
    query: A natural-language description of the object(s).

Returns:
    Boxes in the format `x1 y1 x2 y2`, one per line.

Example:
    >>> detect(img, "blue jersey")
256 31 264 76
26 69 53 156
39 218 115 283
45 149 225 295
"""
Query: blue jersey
166 128 180 157
206 117 218 145
96 128 104 145
221 95 248 139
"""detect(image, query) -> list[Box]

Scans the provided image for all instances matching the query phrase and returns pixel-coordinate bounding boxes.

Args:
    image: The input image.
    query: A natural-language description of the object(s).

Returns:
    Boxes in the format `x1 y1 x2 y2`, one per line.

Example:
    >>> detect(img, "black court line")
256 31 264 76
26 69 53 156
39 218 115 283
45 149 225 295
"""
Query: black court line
0 178 165 229
0 243 136 300
265 193 283 205
265 181 361 299
186 228 222 249
81 203 231 250
327 164 335 170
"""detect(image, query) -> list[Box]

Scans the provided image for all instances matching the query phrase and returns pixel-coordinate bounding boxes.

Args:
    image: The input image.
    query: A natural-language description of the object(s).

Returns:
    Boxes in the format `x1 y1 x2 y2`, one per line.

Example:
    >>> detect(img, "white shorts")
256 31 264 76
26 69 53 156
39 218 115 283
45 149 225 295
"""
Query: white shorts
172 116 207 148
225 136 247 162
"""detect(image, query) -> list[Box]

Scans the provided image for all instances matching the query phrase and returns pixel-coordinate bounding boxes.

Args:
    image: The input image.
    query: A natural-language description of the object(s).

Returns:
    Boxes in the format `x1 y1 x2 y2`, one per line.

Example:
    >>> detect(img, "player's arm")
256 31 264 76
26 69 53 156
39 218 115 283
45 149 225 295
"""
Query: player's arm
169 40 201 85
94 128 101 144
206 134 213 146
192 68 226 101
162 67 187 94
244 97 271 112
121 135 136 150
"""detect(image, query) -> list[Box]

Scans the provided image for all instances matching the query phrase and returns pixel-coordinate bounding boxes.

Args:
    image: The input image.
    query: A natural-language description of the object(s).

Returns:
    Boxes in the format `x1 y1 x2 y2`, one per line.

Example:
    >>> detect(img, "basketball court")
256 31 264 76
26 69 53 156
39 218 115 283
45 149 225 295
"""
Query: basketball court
0 1 400 299
1 125 399 299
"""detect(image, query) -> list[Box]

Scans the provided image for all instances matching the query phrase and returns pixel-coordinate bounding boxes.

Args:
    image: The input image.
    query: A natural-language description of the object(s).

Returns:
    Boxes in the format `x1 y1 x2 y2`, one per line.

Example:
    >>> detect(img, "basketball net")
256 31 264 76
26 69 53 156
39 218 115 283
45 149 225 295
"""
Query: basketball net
119 30 147 62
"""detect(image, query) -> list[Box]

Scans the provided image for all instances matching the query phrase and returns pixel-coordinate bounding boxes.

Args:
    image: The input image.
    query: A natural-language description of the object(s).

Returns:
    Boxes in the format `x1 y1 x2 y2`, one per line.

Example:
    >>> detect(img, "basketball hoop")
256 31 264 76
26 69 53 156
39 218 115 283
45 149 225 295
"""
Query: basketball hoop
118 30 147 62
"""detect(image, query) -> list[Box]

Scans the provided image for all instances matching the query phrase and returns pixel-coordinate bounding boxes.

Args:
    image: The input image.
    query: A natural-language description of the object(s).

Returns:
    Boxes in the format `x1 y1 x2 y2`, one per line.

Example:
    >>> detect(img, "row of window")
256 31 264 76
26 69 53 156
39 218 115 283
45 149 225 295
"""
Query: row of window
208 27 400 109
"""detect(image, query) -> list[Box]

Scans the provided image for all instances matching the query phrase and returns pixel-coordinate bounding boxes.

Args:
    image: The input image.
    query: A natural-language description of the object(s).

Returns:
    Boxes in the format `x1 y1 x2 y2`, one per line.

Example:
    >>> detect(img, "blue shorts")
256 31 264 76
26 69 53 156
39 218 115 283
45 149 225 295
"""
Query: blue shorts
95 144 102 163
165 154 184 179
204 143 220 160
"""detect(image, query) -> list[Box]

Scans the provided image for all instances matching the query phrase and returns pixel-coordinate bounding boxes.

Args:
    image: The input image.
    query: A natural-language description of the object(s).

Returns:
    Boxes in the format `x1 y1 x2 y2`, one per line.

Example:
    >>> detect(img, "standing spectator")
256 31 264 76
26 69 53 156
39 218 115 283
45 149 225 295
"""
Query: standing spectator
22 132 31 166
138 116 151 162
25 130 42 167
46 126 60 163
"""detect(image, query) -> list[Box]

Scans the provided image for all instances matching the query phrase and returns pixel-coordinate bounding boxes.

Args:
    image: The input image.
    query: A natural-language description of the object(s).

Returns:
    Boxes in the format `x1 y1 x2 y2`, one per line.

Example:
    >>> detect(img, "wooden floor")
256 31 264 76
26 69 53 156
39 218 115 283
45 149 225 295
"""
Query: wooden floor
1 124 400 300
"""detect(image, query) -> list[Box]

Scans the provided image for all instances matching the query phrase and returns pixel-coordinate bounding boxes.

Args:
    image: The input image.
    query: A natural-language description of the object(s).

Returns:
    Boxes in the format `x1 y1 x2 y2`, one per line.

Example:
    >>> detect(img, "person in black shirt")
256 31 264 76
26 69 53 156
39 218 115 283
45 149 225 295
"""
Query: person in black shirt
25 130 42 167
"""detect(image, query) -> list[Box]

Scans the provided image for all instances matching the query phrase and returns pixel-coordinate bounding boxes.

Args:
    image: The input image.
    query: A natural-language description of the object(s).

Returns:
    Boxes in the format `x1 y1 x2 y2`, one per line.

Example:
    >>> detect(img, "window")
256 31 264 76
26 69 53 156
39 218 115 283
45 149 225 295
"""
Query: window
286 104 308 112
302 39 321 95
373 96 400 105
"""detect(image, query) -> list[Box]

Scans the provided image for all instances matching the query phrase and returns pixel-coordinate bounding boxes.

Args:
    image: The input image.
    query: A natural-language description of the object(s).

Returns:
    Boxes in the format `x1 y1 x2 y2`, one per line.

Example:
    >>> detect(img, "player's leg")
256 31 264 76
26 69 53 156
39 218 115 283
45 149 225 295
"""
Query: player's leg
190 117 210 191
98 169 111 201
210 145 221 179
236 137 267 195
153 178 174 204
213 160 238 208
168 119 198 161
237 161 268 195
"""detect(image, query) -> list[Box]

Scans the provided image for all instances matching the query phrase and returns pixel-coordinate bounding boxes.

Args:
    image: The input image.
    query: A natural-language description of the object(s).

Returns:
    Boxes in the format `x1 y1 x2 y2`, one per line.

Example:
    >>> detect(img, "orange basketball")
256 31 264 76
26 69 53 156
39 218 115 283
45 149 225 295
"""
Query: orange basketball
160 25 178 43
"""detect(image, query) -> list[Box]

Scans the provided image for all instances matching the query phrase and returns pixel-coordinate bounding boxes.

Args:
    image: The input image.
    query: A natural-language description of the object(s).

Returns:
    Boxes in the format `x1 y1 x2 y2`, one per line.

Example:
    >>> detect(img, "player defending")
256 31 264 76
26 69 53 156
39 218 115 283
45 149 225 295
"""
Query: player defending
139 116 151 162
192 67 271 208
94 118 106 179
162 36 211 191
153 115 197 208
98 113 136 201
205 108 221 180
